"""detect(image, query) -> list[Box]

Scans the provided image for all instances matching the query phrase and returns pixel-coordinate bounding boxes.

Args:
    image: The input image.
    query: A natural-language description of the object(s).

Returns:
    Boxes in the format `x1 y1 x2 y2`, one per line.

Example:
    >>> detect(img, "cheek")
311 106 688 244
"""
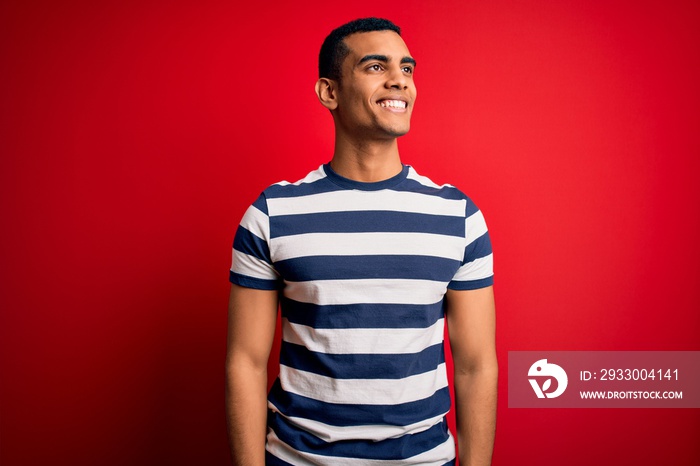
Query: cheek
409 82 417 98
347 88 368 106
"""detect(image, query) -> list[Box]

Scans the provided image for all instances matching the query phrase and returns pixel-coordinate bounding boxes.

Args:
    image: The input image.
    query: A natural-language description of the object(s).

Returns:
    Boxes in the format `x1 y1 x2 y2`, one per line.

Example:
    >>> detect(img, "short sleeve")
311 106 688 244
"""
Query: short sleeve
447 199 494 290
229 193 282 290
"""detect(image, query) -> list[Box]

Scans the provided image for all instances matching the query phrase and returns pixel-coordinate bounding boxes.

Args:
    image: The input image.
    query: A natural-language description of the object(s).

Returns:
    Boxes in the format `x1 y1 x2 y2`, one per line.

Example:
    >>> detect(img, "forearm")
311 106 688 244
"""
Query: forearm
454 363 498 466
225 358 269 466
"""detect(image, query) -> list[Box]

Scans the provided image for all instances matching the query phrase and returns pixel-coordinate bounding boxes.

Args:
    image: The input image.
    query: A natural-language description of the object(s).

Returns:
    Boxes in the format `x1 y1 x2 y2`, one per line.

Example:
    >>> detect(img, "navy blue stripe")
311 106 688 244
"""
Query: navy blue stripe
280 342 445 379
324 163 410 191
269 210 464 237
233 225 271 262
465 199 481 218
394 177 467 201
447 276 494 290
229 271 281 290
252 193 268 215
275 255 460 282
265 452 456 466
464 231 492 263
268 379 451 427
265 177 344 199
265 451 295 466
281 298 444 329
269 412 451 460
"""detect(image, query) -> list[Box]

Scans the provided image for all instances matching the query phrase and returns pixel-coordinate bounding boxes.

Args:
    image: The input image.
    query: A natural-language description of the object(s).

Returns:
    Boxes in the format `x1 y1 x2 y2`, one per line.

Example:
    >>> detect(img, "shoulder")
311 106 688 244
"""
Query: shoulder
260 164 333 199
402 166 481 216
245 165 333 216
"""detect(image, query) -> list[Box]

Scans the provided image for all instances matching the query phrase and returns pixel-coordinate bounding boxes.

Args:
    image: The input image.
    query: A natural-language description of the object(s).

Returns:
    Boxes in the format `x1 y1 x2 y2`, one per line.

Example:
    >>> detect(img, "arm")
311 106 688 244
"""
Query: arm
445 285 498 466
225 283 279 465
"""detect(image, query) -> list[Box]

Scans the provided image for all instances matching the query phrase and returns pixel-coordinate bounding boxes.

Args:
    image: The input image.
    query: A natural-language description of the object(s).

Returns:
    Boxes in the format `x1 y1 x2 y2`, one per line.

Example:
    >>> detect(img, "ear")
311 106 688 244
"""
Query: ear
315 78 338 110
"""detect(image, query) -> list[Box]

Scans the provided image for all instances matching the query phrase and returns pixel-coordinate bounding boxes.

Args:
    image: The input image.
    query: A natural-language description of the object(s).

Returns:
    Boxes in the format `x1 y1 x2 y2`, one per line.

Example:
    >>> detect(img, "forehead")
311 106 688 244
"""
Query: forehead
342 30 411 64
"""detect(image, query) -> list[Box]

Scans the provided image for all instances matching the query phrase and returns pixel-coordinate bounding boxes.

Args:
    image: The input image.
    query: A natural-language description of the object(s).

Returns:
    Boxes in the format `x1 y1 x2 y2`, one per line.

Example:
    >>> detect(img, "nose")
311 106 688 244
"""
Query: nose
385 65 408 90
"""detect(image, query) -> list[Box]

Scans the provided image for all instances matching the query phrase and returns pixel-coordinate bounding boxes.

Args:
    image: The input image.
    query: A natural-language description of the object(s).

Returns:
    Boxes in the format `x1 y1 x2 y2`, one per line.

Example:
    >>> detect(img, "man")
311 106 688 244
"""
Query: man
226 17 497 466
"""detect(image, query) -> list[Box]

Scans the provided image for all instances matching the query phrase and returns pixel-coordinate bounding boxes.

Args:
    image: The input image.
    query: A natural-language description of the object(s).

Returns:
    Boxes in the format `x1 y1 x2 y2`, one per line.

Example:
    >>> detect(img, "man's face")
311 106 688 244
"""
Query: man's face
334 30 416 140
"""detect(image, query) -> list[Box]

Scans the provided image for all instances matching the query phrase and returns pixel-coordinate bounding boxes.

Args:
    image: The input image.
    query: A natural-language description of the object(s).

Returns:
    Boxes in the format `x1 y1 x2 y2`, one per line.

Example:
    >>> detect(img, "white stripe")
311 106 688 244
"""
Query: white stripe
466 209 488 244
452 253 493 282
279 363 448 405
283 278 447 306
406 166 453 190
271 232 464 261
283 318 444 355
267 189 465 217
268 401 447 442
239 204 269 242
266 424 455 466
276 165 327 186
231 250 278 280
266 433 321 466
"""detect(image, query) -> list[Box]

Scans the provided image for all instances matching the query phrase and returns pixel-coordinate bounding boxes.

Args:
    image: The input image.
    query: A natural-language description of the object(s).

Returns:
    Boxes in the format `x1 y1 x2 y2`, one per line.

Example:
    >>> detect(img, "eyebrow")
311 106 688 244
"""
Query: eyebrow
401 57 417 67
358 54 417 67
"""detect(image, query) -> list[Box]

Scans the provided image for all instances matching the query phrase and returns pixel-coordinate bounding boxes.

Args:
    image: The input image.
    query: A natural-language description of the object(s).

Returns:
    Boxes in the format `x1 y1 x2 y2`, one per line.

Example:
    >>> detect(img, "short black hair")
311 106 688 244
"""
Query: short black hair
319 18 401 82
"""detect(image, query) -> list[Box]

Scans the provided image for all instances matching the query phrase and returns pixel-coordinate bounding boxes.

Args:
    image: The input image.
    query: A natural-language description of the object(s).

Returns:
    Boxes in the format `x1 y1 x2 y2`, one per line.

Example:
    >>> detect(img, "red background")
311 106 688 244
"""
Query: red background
1 0 698 464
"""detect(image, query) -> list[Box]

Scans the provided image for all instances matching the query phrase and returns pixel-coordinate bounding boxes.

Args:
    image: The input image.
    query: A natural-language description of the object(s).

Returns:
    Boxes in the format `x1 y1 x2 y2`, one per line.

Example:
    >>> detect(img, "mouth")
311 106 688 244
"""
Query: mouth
377 99 408 109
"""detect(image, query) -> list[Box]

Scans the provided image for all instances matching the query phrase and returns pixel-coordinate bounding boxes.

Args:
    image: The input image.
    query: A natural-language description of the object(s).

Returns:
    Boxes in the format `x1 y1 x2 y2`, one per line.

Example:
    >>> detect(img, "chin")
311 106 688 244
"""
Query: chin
377 121 411 138
386 126 410 138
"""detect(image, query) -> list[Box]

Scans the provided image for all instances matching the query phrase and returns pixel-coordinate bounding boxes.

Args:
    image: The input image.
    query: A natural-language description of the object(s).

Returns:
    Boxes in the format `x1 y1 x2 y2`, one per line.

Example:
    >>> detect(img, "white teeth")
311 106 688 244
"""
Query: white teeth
379 100 407 108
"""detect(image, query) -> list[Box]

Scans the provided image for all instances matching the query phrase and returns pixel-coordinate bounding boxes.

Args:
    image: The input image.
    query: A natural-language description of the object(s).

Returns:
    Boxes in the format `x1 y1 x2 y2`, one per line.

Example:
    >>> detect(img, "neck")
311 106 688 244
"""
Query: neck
329 133 403 182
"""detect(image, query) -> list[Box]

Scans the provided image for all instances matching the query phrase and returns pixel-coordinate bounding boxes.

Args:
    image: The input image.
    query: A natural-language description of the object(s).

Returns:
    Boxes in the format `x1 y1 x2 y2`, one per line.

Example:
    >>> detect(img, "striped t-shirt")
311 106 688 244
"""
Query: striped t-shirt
230 163 493 465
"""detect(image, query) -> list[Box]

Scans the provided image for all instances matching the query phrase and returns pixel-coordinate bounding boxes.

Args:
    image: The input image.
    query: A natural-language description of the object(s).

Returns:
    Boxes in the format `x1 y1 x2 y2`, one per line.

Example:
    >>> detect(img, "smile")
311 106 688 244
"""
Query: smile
378 100 407 109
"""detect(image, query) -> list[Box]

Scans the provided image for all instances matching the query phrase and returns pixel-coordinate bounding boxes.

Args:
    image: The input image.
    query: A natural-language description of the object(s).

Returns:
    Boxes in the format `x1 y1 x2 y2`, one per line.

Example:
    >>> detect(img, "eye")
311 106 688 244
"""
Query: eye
369 64 383 71
402 66 414 75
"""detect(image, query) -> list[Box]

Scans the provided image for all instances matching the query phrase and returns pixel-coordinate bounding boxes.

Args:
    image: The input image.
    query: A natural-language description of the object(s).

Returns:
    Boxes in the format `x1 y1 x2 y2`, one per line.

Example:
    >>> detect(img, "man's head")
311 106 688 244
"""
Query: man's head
316 18 417 140
319 18 401 84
